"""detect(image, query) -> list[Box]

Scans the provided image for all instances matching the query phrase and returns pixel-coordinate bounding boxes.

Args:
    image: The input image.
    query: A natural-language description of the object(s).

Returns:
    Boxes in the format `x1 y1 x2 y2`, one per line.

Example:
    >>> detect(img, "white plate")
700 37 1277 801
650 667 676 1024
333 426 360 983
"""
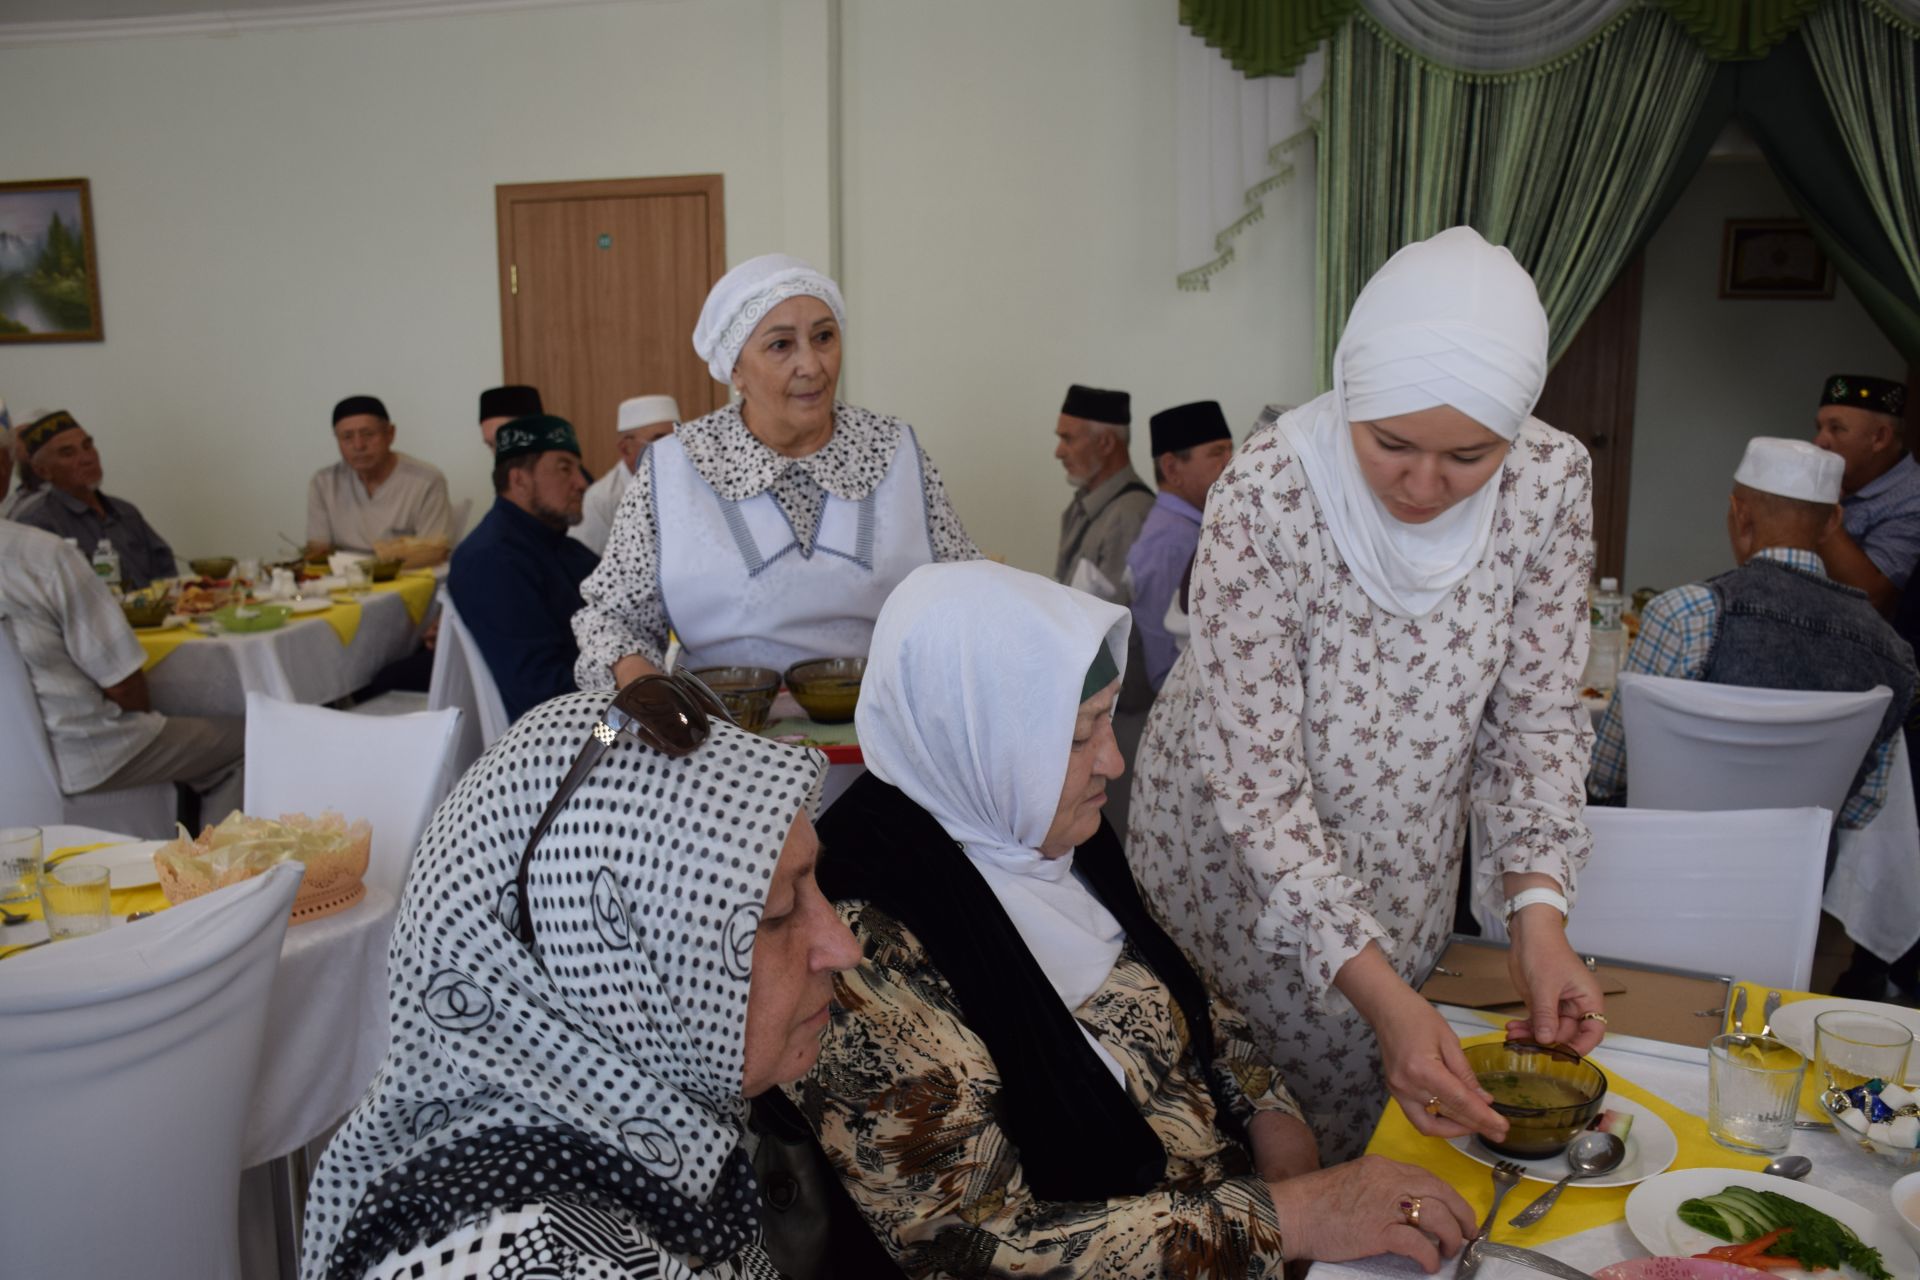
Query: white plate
1625 1166 1920 1280
1770 998 1920 1063
59 841 166 890
1449 1093 1677 1188
286 598 332 615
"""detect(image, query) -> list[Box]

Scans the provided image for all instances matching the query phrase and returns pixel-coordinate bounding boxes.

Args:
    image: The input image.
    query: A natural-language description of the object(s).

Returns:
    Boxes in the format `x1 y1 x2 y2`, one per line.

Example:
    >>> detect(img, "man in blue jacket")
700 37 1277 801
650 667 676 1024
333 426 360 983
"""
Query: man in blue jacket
448 414 599 723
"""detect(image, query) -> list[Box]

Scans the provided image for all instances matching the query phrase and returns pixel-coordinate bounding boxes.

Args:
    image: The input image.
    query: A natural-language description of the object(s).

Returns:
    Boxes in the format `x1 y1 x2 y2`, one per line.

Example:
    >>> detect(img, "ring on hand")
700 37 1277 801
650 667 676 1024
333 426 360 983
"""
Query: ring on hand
1581 1012 1609 1026
1424 1095 1444 1115
1400 1196 1424 1227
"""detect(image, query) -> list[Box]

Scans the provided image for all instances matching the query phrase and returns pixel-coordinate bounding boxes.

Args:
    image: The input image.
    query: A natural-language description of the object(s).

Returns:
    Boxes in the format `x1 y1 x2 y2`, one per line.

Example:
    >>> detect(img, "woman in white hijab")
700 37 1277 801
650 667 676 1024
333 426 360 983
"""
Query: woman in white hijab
300 685 861 1279
789 561 1475 1278
1129 227 1605 1162
572 254 979 691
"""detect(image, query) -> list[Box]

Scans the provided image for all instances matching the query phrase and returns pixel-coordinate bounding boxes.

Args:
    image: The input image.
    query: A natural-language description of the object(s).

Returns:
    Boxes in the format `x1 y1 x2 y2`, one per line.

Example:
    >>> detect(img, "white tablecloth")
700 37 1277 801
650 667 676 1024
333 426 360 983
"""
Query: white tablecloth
1312 1006 1912 1280
147 590 424 717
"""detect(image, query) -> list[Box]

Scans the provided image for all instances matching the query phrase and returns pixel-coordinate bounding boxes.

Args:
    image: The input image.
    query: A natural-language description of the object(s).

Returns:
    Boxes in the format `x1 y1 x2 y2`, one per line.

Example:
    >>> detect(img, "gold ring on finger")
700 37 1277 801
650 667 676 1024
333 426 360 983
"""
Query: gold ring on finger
1581 1012 1608 1025
1424 1095 1443 1116
1400 1195 1424 1227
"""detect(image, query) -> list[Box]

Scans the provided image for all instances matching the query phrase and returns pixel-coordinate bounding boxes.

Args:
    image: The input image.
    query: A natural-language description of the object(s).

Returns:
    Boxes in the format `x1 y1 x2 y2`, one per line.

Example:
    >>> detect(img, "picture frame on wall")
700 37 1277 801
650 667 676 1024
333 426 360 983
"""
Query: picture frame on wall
1719 219 1835 300
0 178 103 343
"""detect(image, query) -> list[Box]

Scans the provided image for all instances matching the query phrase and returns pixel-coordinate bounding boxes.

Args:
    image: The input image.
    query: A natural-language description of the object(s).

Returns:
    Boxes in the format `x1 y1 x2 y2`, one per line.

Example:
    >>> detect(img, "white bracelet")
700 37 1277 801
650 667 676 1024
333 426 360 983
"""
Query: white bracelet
1504 887 1569 925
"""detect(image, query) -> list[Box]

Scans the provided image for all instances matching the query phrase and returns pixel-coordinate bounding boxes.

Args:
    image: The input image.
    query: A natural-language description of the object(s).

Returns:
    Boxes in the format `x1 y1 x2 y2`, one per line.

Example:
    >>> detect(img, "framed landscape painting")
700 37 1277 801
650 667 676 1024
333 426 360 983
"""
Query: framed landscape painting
0 178 103 342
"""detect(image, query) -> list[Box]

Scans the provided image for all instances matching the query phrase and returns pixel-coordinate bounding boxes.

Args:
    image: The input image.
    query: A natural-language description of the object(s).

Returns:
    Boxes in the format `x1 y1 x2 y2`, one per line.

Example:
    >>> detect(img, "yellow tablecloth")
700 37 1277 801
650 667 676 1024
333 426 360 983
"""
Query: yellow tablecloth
135 623 199 672
372 572 437 625
1721 980 1905 1122
1363 1031 1764 1248
318 599 362 647
0 842 173 959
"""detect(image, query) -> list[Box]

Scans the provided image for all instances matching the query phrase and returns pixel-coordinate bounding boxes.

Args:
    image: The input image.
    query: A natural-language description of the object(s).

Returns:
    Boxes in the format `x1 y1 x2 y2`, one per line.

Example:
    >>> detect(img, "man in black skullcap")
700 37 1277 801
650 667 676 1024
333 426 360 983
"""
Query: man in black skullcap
1053 384 1152 599
1813 374 1917 613
306 395 452 560
448 414 598 723
17 409 178 589
1127 401 1235 693
477 384 542 452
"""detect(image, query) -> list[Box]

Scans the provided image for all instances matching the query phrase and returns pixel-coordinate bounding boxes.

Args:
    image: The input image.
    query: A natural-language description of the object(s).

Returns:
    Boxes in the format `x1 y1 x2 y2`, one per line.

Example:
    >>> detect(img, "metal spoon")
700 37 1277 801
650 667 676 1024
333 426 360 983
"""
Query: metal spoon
1507 1131 1628 1227
1762 1154 1811 1180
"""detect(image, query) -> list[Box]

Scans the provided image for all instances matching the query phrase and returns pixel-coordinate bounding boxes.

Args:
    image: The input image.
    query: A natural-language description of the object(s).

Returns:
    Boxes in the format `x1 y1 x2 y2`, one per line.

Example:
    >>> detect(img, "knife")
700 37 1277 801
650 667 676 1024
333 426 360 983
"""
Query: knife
1729 985 1748 1034
1467 1240 1601 1280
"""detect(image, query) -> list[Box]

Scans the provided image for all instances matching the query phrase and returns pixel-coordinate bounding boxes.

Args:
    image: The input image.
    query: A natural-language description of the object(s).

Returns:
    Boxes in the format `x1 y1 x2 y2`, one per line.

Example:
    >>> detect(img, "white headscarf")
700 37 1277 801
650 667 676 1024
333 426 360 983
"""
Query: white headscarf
856 561 1132 1084
692 253 848 386
1285 225 1550 617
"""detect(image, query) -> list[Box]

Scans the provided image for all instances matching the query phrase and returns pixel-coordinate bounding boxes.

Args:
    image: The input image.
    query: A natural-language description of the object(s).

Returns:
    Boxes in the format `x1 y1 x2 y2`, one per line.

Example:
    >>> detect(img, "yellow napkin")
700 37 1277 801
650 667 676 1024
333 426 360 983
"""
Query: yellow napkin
373 573 437 625
0 843 173 959
317 600 361 647
1362 1031 1764 1247
135 625 199 672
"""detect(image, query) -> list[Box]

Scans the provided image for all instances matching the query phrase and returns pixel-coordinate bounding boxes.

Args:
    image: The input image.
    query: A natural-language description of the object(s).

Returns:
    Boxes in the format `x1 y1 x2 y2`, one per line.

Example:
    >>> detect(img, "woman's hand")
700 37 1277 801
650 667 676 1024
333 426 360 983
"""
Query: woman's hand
1504 906 1607 1055
1335 944 1505 1142
1248 1110 1321 1182
1266 1154 1475 1273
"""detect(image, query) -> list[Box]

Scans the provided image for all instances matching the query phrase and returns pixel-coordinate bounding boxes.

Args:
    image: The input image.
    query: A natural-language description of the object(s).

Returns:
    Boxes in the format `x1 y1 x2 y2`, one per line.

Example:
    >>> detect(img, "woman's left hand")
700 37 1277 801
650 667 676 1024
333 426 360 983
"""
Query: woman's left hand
1504 908 1607 1055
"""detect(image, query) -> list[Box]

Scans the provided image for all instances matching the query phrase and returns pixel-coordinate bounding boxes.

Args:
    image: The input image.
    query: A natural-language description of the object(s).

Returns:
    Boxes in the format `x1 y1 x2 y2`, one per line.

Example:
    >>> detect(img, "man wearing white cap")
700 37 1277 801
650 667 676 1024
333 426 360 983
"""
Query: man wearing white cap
570 394 678 556
1588 437 1917 829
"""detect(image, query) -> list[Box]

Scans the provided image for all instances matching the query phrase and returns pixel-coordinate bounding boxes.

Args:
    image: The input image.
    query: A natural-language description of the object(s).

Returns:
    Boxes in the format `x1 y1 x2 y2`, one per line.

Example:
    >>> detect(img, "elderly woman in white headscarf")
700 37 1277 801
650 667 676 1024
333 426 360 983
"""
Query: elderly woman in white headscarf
300 685 861 1279
1129 227 1605 1162
790 561 1475 1279
572 254 978 689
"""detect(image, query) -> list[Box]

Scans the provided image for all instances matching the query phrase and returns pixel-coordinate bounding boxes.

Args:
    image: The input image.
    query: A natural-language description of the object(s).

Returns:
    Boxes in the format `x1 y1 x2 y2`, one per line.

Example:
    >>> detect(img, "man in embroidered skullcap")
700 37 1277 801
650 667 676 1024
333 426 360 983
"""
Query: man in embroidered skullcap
571 394 679 556
1590 436 1917 834
1813 373 1918 613
477 383 543 452
16 409 177 589
1128 401 1235 693
449 414 600 724
1055 385 1153 601
306 394 453 560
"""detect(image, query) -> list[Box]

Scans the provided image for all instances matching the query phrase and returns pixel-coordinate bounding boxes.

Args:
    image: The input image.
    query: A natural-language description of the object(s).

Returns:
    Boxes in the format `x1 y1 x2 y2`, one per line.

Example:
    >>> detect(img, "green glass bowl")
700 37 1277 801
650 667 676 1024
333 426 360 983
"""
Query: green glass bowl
188 557 237 580
690 666 781 732
785 656 866 724
212 604 291 634
361 557 404 582
1463 1040 1608 1159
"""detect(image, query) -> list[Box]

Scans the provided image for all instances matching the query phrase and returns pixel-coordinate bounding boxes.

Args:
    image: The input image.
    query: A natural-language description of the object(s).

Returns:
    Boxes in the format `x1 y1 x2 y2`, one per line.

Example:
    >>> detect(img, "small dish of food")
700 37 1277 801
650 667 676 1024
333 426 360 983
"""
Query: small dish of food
690 666 782 732
1462 1039 1608 1159
785 656 866 724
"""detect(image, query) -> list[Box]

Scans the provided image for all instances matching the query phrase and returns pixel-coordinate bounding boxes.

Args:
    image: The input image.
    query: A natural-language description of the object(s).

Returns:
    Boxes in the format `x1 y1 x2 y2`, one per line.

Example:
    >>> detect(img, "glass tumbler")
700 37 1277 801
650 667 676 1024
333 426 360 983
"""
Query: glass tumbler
1815 1010 1914 1094
1 826 44 906
39 863 111 941
1708 1033 1806 1155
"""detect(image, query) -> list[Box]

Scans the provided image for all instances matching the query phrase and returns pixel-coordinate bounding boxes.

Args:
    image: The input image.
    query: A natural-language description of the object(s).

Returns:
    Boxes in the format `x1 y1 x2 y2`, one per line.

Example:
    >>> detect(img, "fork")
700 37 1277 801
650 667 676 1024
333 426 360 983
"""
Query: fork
1457 1161 1524 1279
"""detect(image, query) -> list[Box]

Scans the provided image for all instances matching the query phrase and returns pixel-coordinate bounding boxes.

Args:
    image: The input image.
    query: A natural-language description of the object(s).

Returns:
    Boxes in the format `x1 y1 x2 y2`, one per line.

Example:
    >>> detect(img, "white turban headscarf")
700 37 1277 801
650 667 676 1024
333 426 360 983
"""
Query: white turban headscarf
692 253 848 386
1285 225 1551 617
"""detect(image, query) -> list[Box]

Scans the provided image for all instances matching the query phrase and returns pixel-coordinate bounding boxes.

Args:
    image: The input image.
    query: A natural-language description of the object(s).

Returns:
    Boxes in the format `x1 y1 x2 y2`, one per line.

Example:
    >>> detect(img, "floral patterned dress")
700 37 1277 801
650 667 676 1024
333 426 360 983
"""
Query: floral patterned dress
1126 417 1595 1161
790 901 1306 1279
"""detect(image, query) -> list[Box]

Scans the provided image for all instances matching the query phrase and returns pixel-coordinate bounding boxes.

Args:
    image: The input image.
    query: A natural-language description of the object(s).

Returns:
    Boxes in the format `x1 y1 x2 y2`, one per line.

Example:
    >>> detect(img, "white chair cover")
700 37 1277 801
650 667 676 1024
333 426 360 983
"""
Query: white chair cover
450 495 474 543
242 692 460 900
1616 672 1891 817
1827 733 1920 962
1477 806 1831 991
427 595 509 777
0 863 301 1280
0 617 174 836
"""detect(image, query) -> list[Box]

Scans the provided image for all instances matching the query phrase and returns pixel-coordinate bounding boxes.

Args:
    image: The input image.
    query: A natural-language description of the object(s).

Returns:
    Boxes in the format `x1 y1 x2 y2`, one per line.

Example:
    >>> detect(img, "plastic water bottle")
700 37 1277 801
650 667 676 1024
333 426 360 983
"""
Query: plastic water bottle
91 539 121 591
1588 576 1626 693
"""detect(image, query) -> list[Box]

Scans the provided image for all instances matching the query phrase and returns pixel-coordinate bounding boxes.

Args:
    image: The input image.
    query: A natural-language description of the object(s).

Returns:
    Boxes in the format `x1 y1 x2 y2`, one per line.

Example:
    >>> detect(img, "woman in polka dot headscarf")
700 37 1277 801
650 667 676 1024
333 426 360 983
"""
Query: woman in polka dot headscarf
300 690 859 1280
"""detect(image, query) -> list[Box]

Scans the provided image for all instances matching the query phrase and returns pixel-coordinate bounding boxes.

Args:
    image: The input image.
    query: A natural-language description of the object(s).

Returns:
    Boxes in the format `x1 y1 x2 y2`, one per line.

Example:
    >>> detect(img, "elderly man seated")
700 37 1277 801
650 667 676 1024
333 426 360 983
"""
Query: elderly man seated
571 394 678 555
0 520 242 825
1814 374 1918 614
448 415 598 723
1589 437 1918 831
306 395 452 559
16 410 176 589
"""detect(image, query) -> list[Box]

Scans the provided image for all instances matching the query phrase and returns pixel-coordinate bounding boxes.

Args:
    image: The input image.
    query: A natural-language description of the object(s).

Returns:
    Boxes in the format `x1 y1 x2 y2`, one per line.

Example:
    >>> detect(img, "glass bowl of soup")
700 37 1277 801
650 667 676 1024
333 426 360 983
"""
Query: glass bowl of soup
1463 1040 1608 1158
785 657 866 724
690 666 781 732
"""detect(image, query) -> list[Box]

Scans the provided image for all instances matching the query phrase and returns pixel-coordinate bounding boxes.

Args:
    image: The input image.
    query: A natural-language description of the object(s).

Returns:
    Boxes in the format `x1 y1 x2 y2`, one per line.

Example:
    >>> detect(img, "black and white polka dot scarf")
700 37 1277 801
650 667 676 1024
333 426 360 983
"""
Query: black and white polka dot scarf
301 691 826 1278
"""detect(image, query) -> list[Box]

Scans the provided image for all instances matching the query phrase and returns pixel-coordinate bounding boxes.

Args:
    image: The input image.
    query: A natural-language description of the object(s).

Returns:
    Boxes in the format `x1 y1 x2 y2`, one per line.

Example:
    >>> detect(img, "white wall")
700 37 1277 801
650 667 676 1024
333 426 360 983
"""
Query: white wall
0 0 1320 575
1623 158 1903 592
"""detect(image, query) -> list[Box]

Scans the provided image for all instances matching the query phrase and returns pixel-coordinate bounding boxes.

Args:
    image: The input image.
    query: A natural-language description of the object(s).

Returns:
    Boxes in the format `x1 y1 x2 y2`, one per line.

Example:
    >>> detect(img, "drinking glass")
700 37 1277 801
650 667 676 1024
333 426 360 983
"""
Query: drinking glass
1815 1010 1914 1093
1708 1033 1806 1155
1 826 43 906
39 863 111 941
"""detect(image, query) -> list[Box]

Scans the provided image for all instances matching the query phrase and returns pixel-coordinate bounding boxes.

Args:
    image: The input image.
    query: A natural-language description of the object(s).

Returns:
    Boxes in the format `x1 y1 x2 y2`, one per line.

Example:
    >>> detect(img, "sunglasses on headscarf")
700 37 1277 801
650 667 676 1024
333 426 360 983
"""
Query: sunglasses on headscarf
509 672 737 952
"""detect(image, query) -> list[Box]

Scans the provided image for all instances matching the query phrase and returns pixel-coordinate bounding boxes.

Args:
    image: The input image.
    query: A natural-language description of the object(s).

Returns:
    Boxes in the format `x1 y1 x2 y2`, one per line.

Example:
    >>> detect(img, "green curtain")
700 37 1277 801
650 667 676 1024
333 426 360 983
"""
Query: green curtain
1315 10 1716 384
1655 0 1825 57
1179 0 1351 76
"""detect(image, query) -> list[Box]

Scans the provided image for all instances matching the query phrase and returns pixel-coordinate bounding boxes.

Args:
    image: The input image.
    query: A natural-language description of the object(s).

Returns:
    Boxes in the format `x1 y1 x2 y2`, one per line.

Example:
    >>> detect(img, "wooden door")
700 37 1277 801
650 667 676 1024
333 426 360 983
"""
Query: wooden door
497 176 726 478
1534 255 1643 582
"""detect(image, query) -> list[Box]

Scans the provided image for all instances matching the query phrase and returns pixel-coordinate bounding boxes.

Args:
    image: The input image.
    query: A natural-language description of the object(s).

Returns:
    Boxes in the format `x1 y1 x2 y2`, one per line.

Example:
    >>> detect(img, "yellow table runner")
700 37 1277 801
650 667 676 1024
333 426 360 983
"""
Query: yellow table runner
0 843 173 960
373 572 437 625
1363 1031 1764 1248
318 598 362 647
1720 980 1905 1122
135 623 199 672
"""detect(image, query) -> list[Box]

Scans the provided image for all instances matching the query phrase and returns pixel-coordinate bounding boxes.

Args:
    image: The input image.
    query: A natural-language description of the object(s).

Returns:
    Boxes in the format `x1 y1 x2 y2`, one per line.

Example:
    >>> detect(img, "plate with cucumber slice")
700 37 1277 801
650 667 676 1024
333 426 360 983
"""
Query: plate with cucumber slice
1625 1168 1916 1280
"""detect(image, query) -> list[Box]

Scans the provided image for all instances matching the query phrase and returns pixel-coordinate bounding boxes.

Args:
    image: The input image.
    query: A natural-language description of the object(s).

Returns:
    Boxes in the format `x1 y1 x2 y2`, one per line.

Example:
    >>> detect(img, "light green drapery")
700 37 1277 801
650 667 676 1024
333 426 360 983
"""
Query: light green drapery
1799 1 1920 312
1314 10 1716 385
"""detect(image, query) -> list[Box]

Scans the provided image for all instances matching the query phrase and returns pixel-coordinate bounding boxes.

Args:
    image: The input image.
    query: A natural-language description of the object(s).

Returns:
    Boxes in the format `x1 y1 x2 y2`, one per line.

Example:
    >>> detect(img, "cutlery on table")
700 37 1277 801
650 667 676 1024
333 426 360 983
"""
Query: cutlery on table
1455 1160 1523 1280
1761 1154 1811 1179
1470 1241 1601 1280
0 904 27 926
1506 1131 1626 1227
1760 990 1782 1037
1729 986 1749 1033
0 938 51 960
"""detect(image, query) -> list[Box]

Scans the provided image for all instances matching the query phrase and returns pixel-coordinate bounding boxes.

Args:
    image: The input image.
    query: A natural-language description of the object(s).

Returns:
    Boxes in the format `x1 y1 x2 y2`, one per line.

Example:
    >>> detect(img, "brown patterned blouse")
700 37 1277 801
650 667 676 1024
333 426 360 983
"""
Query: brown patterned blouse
788 900 1306 1279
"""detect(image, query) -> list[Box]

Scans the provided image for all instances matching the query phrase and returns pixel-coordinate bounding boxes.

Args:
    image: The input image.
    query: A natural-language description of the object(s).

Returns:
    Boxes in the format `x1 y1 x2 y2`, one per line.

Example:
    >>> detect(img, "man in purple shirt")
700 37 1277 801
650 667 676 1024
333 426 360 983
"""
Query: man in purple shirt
1814 373 1918 615
1127 401 1234 691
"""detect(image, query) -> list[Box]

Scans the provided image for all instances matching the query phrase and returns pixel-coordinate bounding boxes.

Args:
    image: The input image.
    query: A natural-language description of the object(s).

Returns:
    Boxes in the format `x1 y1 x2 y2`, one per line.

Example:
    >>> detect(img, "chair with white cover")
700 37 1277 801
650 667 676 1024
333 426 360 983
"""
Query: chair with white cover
450 495 474 543
1476 806 1831 991
428 594 510 777
0 616 174 836
243 692 461 900
0 863 302 1280
1615 672 1890 817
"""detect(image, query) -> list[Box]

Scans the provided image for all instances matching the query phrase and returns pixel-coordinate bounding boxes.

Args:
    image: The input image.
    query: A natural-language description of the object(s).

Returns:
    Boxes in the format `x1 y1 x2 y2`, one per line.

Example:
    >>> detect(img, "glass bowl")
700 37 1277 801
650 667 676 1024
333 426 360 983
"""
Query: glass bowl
1821 1087 1920 1170
785 657 866 724
690 666 781 732
1463 1039 1608 1158
188 557 237 580
360 557 404 582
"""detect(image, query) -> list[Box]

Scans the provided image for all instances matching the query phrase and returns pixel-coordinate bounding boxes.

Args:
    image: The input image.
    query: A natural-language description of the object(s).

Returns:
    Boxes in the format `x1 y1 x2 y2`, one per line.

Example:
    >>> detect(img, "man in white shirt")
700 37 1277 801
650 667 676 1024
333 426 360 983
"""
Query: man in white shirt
0 520 243 824
306 394 453 558
571 394 679 556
